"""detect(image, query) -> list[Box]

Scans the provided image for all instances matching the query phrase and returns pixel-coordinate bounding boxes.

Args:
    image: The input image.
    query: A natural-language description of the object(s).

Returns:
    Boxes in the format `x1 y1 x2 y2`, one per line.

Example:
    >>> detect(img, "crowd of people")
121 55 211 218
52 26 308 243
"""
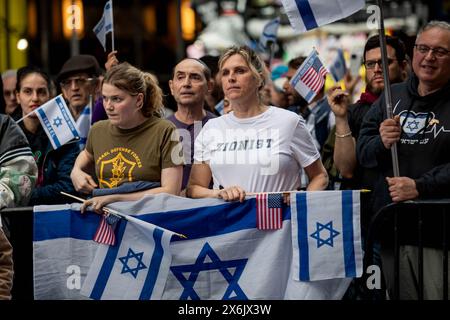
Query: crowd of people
0 19 449 300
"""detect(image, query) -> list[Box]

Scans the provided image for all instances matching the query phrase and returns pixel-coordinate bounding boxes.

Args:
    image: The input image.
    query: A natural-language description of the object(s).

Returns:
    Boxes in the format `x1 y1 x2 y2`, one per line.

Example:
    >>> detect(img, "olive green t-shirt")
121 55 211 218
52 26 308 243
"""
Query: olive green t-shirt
86 117 182 189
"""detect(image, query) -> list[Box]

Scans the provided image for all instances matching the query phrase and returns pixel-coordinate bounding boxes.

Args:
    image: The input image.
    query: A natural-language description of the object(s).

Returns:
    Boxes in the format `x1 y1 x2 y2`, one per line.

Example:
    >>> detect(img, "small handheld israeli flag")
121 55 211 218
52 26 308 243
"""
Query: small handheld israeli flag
93 0 114 51
290 190 363 281
258 17 280 51
329 49 346 82
281 0 365 33
81 215 175 300
35 95 80 150
76 97 93 150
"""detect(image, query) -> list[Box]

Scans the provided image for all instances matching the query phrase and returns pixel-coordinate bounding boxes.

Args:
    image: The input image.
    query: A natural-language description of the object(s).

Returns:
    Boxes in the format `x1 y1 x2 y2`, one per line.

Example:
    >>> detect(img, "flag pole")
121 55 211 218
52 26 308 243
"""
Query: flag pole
15 94 64 124
60 191 187 238
110 0 115 52
376 0 400 177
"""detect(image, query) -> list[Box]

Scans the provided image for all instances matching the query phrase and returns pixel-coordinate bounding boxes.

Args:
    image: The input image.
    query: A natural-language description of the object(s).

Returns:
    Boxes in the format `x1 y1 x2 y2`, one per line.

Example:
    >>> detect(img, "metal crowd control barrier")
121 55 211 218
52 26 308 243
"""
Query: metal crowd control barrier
365 199 450 300
0 206 34 300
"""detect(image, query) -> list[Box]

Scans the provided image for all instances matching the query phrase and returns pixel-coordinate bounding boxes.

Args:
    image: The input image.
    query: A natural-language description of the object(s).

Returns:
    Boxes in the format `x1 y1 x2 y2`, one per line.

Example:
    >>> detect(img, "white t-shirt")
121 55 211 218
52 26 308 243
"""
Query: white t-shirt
194 106 320 192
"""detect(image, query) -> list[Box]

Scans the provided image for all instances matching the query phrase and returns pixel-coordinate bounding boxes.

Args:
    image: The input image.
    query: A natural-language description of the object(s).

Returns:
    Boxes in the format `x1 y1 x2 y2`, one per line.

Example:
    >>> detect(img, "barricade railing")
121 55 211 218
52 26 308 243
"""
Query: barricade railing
364 199 450 300
0 207 34 300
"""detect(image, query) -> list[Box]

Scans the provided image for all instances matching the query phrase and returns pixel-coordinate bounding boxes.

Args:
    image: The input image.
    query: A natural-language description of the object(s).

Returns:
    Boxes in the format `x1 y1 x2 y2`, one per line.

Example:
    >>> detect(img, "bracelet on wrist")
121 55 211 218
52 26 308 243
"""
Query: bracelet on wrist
335 131 352 138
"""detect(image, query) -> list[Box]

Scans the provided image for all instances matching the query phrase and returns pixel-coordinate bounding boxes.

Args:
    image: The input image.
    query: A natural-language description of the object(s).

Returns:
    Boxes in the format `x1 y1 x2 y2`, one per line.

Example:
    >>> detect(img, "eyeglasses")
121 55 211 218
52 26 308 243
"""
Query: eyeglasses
60 77 95 89
364 58 396 69
414 44 450 58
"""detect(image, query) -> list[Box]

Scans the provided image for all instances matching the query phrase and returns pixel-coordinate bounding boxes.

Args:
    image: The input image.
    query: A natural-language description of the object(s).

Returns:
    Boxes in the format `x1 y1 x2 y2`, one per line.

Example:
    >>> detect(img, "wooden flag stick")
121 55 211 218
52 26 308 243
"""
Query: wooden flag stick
60 191 187 238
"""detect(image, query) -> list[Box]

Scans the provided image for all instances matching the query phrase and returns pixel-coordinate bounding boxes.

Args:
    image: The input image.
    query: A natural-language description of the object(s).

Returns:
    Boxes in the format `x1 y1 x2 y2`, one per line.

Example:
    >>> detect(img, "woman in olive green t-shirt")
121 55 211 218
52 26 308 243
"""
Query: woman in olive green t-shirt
71 63 183 213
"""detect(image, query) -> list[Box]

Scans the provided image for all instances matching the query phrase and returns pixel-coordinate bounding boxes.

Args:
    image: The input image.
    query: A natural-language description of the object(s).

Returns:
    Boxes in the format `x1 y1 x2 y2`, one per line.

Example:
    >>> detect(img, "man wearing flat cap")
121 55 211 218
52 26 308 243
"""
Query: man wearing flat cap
57 55 102 121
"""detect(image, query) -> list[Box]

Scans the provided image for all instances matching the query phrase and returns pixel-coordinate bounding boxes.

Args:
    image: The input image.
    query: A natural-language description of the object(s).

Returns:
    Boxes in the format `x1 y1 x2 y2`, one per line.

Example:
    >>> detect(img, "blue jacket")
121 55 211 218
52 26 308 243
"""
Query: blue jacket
19 124 80 205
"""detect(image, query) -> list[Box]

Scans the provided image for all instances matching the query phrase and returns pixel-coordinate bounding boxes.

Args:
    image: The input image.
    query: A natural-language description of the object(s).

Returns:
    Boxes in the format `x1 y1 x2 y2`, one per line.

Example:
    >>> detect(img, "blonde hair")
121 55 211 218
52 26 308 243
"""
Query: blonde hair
103 62 164 117
218 46 268 91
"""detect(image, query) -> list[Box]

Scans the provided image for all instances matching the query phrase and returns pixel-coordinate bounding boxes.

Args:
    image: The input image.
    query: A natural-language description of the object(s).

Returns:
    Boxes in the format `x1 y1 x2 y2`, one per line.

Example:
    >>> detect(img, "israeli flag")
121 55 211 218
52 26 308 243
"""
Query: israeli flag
35 95 79 150
281 0 365 33
214 99 224 115
93 0 114 51
76 104 91 150
329 49 346 82
291 191 363 281
34 193 353 300
81 216 174 300
258 17 280 51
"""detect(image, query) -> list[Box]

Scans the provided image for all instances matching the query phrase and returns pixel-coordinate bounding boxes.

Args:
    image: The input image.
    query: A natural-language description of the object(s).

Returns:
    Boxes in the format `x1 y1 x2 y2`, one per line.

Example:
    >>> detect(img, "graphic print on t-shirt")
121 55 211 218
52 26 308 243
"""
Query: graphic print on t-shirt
97 147 143 188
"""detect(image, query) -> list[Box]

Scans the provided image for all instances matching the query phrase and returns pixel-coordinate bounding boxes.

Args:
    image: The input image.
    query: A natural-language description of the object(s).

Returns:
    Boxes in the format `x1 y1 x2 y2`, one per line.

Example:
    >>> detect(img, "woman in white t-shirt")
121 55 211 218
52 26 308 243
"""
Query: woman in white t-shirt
187 46 328 201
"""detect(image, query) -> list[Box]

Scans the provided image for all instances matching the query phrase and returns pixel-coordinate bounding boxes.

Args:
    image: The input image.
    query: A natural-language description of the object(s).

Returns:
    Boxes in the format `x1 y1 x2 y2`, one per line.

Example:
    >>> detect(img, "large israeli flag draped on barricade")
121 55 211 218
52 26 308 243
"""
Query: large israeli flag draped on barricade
281 0 365 33
291 191 363 281
34 95 79 150
33 193 358 300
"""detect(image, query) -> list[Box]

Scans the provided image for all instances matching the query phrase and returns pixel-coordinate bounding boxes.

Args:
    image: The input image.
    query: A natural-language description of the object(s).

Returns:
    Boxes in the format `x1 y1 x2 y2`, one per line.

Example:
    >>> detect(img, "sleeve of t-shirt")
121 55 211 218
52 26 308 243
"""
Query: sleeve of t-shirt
85 127 94 155
290 116 321 168
160 123 184 169
193 122 212 164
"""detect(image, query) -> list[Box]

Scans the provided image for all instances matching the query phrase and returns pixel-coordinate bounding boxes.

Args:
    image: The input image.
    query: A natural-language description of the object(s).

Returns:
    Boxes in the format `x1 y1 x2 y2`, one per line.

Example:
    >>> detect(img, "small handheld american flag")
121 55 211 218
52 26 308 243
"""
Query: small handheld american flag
290 49 328 103
256 193 283 230
93 213 121 246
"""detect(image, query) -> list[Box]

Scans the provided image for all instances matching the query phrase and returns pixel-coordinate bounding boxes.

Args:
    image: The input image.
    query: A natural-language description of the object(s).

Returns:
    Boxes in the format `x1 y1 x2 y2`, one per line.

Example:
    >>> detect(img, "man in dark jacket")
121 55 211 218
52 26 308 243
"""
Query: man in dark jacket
357 21 450 299
327 35 408 222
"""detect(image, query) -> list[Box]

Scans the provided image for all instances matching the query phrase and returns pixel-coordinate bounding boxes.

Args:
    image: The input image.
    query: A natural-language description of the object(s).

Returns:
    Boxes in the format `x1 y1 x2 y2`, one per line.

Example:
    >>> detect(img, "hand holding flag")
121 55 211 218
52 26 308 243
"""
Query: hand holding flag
290 49 328 103
16 95 79 149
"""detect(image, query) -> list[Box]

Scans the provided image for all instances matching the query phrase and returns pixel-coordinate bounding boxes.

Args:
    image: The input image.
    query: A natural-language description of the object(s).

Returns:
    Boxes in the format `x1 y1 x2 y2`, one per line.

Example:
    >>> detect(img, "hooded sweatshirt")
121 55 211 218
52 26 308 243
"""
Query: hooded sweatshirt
357 74 450 246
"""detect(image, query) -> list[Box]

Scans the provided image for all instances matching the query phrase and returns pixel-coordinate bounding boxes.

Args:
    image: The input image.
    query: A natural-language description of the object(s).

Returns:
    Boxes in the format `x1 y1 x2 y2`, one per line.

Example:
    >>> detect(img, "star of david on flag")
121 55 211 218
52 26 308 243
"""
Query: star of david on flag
81 215 175 300
171 242 248 300
281 0 365 33
34 95 80 150
290 49 328 103
256 193 283 230
290 190 363 281
33 194 354 300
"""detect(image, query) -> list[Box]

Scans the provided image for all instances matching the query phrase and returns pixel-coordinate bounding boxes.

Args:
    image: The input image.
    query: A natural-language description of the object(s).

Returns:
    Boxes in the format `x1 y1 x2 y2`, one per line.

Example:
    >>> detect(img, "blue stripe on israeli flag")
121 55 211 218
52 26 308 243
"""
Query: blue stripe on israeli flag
342 190 356 277
36 108 61 149
294 0 318 30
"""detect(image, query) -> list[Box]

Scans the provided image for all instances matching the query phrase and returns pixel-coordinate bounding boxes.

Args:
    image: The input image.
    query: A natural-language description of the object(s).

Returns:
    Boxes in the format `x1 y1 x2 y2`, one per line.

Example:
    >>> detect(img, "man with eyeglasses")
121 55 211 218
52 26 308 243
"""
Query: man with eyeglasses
325 34 408 300
327 35 408 198
357 21 450 300
57 55 102 120
57 55 105 150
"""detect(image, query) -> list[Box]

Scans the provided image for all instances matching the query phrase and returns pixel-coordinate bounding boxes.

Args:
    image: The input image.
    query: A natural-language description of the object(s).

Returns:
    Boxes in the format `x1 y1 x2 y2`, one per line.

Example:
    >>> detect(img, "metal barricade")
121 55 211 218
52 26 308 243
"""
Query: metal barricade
365 199 450 300
0 207 34 300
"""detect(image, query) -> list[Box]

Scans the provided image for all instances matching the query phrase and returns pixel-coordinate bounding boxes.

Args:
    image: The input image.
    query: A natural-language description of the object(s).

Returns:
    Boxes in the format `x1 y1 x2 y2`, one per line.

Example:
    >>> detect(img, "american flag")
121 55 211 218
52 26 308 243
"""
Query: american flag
290 49 328 103
93 213 121 246
256 193 283 230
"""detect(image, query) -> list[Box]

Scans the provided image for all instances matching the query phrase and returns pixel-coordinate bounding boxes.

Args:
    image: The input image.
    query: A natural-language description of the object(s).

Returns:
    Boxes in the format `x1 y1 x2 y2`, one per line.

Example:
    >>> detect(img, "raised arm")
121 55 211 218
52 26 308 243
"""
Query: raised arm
327 87 356 179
